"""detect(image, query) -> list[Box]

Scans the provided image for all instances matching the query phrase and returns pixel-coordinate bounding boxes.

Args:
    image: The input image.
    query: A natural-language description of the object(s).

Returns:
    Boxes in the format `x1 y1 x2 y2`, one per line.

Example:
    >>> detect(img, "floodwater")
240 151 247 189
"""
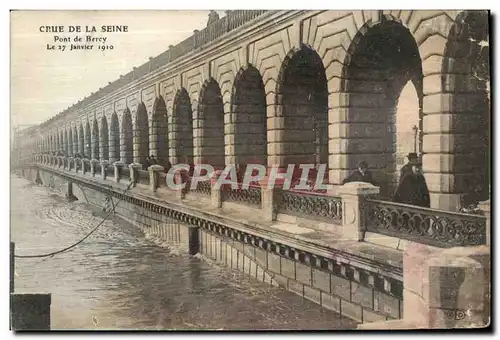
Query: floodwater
10 174 357 330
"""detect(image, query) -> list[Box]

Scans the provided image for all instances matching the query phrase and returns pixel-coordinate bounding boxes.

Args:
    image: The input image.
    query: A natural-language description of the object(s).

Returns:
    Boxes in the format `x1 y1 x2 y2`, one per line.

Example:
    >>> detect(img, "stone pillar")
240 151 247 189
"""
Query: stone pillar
402 244 490 329
100 160 109 180
260 176 279 222
113 161 125 183
81 159 86 174
336 182 380 241
90 159 98 177
148 165 165 192
128 163 142 188
478 199 491 246
210 170 223 208
74 158 80 173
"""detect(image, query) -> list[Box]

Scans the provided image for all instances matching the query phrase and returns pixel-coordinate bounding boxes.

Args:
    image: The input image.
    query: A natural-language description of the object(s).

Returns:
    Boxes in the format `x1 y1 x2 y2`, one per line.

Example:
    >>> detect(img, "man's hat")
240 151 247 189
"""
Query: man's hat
407 152 418 160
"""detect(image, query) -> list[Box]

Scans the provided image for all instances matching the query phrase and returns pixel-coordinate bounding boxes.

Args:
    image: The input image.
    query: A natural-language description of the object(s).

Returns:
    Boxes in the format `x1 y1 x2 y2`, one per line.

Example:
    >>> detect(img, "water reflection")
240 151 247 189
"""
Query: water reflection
10 175 357 330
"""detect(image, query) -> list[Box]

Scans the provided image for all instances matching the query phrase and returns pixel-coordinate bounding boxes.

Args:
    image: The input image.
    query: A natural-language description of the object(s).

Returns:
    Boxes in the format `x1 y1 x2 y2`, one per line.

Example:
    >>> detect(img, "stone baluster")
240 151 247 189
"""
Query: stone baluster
68 157 74 171
336 182 380 241
128 163 142 188
90 159 98 177
113 161 125 183
148 165 164 193
100 160 109 180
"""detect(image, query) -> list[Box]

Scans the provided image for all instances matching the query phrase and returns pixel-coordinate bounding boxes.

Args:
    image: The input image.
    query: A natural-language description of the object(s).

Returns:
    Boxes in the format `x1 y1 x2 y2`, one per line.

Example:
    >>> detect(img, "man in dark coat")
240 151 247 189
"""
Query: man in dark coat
342 161 376 186
393 163 430 208
399 153 419 184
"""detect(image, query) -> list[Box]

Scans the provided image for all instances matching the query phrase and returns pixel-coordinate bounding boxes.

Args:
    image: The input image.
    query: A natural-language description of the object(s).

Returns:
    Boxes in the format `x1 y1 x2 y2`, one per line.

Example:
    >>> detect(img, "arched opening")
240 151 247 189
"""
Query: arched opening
121 109 134 164
100 116 109 161
78 124 84 157
342 19 423 197
151 96 169 165
84 121 91 159
172 88 194 164
444 11 490 205
68 128 73 156
232 65 267 166
109 112 120 162
278 45 329 184
394 81 420 185
134 103 149 164
198 79 225 169
92 119 100 160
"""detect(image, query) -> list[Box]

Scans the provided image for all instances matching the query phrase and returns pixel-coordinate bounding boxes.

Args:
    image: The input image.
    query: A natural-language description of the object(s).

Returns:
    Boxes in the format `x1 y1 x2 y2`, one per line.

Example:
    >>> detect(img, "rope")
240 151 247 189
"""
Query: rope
14 181 134 259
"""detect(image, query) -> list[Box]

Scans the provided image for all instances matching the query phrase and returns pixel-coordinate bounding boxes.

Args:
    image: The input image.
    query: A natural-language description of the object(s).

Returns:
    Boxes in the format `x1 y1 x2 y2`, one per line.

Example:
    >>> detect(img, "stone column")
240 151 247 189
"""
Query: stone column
148 165 165 192
113 161 125 183
336 182 380 241
260 176 280 222
81 159 86 174
210 170 223 208
478 199 491 246
129 163 142 188
90 159 98 177
100 160 109 180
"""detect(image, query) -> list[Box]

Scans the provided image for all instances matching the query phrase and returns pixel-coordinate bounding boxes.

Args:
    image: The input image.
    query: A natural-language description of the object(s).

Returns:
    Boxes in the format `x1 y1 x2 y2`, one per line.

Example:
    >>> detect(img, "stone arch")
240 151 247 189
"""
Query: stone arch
109 112 120 162
151 96 169 165
84 120 91 158
100 115 109 161
198 78 225 169
91 118 100 160
338 18 423 197
134 102 149 164
78 123 84 157
231 65 267 166
172 88 194 164
275 45 329 183
439 10 490 206
121 108 134 164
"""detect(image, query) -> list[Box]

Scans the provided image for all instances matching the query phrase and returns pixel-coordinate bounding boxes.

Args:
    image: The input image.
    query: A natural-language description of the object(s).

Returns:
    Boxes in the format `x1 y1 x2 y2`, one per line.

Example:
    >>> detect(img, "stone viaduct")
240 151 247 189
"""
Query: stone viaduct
21 10 490 211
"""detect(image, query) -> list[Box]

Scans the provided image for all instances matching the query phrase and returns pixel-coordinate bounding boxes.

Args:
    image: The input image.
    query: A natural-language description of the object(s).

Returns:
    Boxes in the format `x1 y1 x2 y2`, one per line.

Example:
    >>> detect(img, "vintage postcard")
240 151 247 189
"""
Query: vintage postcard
10 10 491 331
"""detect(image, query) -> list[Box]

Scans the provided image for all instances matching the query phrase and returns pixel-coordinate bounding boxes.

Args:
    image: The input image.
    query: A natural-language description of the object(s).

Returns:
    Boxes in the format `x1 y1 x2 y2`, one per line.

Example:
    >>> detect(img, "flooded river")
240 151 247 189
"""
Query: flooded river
10 174 357 330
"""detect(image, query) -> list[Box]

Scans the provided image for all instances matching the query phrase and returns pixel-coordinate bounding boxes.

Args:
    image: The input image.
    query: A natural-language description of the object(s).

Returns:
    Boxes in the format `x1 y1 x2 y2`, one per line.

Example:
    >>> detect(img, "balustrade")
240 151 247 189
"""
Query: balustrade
364 199 487 248
277 190 342 223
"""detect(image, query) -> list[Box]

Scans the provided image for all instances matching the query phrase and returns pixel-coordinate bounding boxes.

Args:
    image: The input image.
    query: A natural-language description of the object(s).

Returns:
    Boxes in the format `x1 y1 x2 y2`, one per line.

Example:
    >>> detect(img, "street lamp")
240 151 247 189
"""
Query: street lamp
412 125 418 153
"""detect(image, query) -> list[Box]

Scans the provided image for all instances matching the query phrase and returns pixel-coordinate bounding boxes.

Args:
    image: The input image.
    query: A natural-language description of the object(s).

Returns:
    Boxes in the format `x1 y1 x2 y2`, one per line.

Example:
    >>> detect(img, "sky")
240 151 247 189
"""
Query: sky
10 10 226 128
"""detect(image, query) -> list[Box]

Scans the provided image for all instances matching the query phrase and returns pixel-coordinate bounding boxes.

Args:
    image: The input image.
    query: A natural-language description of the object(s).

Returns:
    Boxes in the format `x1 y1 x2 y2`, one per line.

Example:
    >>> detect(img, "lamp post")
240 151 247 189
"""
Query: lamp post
412 125 418 153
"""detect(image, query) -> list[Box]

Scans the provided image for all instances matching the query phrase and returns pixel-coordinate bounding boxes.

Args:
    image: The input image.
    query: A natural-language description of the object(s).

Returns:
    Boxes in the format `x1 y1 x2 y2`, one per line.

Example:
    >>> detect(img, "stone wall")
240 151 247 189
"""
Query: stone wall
24 168 403 324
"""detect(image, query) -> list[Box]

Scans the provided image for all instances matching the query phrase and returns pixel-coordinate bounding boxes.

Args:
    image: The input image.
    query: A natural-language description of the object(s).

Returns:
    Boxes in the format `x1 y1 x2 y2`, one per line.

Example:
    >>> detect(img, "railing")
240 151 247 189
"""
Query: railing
83 160 90 173
277 190 342 224
193 179 211 196
106 165 114 179
364 199 487 248
222 184 262 209
121 166 130 180
137 169 150 186
158 172 167 187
